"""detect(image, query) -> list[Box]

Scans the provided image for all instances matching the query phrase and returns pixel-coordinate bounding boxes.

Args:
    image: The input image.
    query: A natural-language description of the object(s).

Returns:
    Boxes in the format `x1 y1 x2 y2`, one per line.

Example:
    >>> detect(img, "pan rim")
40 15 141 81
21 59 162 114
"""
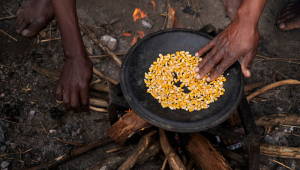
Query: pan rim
120 28 244 132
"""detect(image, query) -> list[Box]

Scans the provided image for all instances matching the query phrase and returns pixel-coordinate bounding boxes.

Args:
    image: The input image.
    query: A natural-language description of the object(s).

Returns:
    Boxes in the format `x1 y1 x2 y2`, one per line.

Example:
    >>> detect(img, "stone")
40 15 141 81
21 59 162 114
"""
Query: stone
0 146 6 152
71 131 77 137
1 161 9 168
10 143 16 149
76 128 81 134
100 35 117 51
29 109 35 116
0 127 5 143
0 93 4 98
141 20 152 29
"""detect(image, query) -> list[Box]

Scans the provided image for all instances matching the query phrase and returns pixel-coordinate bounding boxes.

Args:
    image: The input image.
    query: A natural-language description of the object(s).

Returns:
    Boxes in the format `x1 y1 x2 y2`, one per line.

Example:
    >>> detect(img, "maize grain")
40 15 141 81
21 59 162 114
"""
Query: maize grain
145 51 226 112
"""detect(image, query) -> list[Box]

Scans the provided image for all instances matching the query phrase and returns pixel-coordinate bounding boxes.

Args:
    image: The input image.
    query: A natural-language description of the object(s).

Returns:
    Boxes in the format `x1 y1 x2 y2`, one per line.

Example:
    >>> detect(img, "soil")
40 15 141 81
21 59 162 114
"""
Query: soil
1 0 300 169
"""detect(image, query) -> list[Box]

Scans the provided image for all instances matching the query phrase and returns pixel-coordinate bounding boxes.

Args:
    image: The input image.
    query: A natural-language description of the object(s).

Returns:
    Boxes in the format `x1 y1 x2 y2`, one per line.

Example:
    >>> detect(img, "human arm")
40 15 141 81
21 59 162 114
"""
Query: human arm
51 0 93 112
195 0 268 81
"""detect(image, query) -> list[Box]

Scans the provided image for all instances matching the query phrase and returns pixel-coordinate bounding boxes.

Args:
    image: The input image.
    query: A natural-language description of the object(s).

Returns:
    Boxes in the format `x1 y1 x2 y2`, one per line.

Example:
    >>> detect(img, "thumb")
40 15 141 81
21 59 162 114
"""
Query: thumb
241 51 256 78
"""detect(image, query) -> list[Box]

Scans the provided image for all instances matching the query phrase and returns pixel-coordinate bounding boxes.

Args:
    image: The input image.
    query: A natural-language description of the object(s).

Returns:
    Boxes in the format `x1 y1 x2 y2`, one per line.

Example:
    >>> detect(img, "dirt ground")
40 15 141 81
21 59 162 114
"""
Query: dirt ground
1 0 300 169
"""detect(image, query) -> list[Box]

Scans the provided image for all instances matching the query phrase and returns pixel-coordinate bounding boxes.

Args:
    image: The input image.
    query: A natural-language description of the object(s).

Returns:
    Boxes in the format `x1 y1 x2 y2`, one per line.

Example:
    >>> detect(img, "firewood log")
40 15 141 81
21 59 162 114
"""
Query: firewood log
260 143 300 159
118 131 157 170
106 110 151 145
186 133 231 170
255 114 300 128
159 128 186 170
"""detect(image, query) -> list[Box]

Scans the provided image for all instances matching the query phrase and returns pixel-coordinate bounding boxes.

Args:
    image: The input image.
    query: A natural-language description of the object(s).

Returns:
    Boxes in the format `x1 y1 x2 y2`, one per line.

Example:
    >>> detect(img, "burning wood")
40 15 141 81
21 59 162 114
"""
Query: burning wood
131 31 145 46
151 1 155 11
133 8 147 22
159 128 186 170
106 110 151 145
118 131 157 170
122 32 132 36
166 4 175 29
186 133 231 170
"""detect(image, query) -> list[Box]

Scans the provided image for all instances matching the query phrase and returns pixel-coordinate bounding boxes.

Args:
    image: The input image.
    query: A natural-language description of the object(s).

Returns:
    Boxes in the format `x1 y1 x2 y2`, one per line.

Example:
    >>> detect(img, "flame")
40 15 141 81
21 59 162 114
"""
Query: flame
151 1 155 11
141 128 145 131
124 108 131 113
133 8 147 22
178 147 181 151
131 31 145 46
123 32 132 36
171 8 176 24
138 31 145 39
175 137 178 140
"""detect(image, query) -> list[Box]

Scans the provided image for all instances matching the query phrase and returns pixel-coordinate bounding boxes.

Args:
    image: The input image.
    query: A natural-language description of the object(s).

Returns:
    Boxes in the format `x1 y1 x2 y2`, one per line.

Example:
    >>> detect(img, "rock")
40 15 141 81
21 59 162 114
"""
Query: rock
29 109 35 116
0 146 6 152
49 129 57 133
0 127 5 143
71 131 77 137
1 161 9 168
141 20 152 29
76 128 81 134
182 6 195 15
65 125 72 135
39 30 47 38
24 153 31 159
10 143 16 149
0 93 4 98
100 35 117 51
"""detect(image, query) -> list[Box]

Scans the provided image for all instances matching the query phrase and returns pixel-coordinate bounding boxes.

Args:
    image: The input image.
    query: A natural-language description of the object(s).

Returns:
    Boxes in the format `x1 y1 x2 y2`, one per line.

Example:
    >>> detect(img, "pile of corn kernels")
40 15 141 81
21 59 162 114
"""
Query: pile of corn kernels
144 51 226 112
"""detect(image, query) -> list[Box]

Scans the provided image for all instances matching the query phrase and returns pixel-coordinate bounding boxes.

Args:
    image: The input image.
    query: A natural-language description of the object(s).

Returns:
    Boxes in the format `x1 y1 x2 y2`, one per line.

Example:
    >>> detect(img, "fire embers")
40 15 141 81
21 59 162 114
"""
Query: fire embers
166 132 189 154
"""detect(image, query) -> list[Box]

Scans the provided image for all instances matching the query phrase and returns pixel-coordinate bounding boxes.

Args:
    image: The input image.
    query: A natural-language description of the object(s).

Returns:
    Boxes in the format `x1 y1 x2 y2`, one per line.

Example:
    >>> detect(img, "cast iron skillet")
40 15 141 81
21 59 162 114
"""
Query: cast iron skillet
120 29 244 132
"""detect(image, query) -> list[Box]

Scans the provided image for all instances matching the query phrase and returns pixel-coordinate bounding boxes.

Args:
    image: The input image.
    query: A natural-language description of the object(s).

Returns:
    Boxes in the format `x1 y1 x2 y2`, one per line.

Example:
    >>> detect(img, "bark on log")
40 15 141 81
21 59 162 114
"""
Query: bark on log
186 160 194 170
166 4 175 29
159 128 186 170
93 67 119 85
255 114 300 128
89 82 110 93
260 143 300 159
87 146 134 170
88 140 161 170
186 133 231 170
89 98 108 108
137 140 161 165
247 79 300 100
106 110 151 145
244 81 263 92
118 131 157 170
23 137 112 170
79 20 122 67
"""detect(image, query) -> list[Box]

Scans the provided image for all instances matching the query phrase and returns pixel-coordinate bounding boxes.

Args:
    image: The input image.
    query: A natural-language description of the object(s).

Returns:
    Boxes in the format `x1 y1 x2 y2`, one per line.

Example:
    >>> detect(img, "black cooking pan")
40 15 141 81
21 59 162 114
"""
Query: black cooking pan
120 29 244 132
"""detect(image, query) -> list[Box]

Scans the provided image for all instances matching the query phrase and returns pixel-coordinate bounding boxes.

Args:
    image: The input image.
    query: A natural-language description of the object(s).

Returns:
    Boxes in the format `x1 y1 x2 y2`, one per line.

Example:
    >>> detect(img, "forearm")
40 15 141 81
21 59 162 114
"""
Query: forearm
236 0 268 26
51 0 87 60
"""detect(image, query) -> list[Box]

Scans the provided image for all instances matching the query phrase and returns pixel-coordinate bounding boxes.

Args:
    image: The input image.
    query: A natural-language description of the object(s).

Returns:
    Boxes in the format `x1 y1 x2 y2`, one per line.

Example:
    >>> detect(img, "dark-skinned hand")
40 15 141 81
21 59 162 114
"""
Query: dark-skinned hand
194 16 260 81
55 54 93 113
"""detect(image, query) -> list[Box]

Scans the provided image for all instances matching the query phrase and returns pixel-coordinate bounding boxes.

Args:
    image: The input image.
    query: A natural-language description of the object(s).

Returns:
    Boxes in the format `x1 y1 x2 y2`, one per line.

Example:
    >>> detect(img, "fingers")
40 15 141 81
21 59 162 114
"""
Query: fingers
241 50 256 78
196 47 223 80
80 87 90 112
195 40 215 58
70 90 80 113
208 57 233 82
63 89 71 111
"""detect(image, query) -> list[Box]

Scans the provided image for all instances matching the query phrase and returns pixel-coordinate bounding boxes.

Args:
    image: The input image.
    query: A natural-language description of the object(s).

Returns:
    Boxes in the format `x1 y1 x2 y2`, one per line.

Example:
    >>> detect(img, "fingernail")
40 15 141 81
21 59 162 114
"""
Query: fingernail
16 29 20 34
195 52 199 57
206 77 211 82
246 70 251 77
279 23 285 29
195 67 199 72
21 29 30 36
196 74 201 79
